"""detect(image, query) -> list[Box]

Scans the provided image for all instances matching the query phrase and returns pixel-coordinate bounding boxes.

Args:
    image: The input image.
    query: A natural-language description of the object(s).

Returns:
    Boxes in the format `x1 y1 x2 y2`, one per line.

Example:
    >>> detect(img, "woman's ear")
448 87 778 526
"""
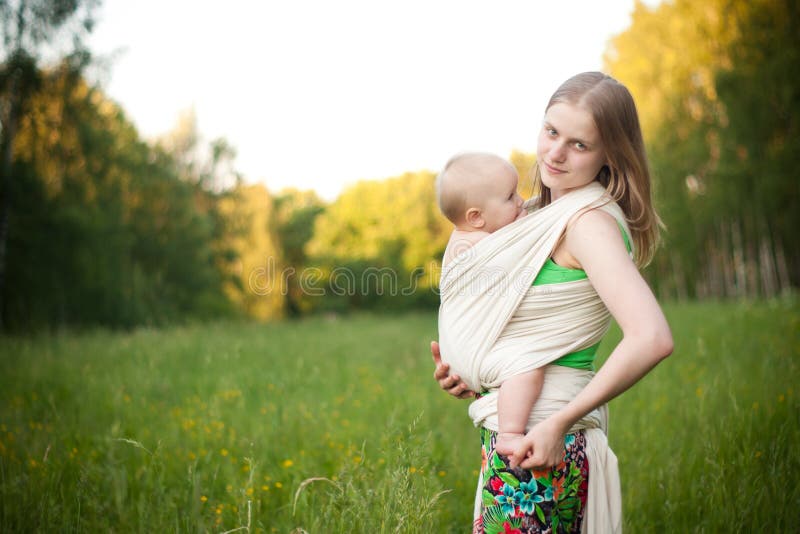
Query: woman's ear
465 207 486 229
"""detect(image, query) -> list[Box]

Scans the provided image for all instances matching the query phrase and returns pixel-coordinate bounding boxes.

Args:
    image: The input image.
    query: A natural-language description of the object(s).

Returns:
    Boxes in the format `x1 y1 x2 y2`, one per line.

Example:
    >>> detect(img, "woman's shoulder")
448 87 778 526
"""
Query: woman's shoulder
551 188 632 267
563 207 632 267
569 208 626 244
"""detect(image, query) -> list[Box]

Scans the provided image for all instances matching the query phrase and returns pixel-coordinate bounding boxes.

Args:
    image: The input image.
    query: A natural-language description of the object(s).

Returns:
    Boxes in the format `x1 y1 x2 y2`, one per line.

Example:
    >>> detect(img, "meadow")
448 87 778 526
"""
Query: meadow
0 299 798 532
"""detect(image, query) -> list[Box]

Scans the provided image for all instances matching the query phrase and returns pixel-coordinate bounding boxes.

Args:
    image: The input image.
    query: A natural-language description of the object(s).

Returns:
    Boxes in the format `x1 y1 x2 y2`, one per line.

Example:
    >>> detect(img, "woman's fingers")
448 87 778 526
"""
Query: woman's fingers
430 341 441 364
433 363 451 382
441 372 467 392
446 380 467 396
519 450 558 470
508 438 533 468
431 341 451 382
508 449 524 469
430 339 476 399
519 455 541 470
440 372 458 388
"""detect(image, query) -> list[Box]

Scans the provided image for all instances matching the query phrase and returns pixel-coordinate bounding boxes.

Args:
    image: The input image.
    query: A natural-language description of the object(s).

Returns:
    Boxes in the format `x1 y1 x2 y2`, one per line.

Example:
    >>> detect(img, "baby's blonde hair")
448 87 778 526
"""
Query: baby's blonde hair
436 152 514 224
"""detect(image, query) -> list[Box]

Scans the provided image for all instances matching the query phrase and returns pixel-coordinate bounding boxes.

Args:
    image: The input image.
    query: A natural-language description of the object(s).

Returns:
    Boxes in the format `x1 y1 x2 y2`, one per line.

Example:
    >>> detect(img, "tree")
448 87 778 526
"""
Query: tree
305 170 451 311
218 184 284 321
0 0 100 327
5 68 238 328
605 0 798 298
272 188 326 316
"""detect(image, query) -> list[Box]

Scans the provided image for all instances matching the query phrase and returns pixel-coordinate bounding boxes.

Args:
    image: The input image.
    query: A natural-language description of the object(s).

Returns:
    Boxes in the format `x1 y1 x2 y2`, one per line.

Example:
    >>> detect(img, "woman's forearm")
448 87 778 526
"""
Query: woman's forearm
551 332 673 433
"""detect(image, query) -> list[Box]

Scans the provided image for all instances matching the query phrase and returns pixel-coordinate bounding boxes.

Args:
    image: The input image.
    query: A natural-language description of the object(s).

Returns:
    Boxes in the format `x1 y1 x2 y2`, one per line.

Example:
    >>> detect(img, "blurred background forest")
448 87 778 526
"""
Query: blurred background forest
0 0 797 331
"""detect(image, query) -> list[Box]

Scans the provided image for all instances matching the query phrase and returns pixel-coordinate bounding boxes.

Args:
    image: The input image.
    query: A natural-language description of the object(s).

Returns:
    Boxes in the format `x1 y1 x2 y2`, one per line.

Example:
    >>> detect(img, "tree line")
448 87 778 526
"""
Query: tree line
0 0 796 331
606 0 798 300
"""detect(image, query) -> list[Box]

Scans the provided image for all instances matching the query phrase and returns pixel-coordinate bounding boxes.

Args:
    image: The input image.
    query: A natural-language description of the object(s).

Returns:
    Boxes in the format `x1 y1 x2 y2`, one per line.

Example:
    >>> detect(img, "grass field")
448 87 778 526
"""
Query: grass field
1 299 798 532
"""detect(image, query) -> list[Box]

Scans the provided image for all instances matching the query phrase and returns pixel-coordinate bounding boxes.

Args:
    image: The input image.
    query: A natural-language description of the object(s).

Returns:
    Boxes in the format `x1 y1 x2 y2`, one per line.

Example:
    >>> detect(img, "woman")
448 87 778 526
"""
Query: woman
432 72 673 533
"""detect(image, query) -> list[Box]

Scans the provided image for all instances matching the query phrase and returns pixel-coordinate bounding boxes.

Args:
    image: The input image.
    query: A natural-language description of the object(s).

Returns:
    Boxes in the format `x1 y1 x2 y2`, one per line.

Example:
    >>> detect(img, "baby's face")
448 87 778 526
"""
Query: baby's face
479 166 524 233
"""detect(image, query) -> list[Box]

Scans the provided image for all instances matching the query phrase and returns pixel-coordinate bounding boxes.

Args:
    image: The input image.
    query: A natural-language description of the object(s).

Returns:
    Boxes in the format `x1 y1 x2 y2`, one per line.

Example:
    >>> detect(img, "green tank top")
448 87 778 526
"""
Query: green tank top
533 221 632 370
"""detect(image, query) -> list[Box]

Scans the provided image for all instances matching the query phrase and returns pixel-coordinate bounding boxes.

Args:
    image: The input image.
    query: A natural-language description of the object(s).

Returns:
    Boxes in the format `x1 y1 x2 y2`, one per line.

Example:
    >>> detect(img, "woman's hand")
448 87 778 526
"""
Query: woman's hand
509 416 568 470
430 341 477 399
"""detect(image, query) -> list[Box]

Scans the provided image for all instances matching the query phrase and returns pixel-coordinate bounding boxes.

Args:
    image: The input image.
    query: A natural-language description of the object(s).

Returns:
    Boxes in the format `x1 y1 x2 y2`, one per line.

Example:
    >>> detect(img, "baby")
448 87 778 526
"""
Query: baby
437 152 543 456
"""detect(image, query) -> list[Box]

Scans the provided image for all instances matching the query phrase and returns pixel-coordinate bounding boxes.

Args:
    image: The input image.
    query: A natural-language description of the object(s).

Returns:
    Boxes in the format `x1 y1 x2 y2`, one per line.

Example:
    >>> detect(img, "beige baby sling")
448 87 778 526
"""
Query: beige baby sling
438 181 623 533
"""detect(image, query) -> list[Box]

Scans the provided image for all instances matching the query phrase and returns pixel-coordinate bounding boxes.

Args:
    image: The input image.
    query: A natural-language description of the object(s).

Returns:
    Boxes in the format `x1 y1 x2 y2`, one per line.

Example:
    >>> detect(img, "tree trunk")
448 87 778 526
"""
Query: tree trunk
775 238 791 295
758 217 777 297
732 219 746 297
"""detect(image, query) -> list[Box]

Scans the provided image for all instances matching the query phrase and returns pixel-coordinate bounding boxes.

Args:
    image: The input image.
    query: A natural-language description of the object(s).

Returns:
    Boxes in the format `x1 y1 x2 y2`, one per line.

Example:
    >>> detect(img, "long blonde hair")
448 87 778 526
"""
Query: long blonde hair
533 72 662 267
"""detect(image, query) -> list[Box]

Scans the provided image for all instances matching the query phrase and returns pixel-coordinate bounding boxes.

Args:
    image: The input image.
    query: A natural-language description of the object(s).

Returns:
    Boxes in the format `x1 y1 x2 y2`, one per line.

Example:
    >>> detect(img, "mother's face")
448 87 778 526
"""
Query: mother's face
536 102 607 200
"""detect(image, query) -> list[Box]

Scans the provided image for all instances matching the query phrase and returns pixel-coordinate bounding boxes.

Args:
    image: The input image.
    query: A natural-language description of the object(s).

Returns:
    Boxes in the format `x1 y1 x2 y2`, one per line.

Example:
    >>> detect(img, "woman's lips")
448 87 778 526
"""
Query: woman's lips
544 161 565 175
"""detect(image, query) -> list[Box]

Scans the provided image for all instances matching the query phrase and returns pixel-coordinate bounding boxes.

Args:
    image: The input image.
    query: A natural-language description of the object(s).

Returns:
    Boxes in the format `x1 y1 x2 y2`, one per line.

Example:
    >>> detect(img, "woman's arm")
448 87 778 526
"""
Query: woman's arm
514 209 673 469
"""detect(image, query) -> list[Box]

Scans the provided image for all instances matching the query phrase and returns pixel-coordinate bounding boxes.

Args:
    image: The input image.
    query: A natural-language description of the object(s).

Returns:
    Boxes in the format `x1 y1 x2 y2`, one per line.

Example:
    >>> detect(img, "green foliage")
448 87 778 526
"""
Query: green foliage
3 68 235 328
0 301 797 531
218 183 285 321
606 0 799 298
0 0 102 330
4 0 799 327
272 188 326 316
305 171 450 313
0 0 97 56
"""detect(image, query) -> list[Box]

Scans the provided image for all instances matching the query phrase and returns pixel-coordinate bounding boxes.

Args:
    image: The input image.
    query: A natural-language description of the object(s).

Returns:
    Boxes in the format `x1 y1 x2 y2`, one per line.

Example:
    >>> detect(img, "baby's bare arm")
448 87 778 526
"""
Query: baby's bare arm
496 368 545 457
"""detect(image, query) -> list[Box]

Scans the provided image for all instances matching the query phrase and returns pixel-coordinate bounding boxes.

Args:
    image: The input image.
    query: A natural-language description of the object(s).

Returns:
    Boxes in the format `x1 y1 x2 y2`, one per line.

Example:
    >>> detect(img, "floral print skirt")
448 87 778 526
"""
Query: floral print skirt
474 427 589 534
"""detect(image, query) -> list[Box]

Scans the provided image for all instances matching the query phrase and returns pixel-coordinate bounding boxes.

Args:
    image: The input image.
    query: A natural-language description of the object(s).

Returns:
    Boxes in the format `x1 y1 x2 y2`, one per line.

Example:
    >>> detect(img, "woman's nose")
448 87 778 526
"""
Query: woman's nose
548 141 566 163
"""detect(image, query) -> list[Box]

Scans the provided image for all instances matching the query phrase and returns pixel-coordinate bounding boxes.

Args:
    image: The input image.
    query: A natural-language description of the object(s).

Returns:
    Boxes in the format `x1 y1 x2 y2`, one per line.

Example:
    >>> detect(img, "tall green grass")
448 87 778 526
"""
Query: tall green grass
0 299 797 532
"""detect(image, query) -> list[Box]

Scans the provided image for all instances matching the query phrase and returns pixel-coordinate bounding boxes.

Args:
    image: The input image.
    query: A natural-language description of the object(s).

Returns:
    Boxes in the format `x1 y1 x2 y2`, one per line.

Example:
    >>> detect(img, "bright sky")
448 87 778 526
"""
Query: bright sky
88 0 649 200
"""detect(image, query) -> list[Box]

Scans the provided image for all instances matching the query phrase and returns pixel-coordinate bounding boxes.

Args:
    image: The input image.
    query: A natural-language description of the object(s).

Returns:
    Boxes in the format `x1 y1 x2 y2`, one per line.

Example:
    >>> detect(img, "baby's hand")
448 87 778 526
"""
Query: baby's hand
495 432 526 458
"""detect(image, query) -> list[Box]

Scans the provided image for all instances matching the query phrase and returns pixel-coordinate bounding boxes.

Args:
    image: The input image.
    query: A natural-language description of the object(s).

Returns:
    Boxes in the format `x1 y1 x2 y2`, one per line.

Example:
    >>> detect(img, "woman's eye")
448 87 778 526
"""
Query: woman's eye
545 127 556 136
575 142 586 151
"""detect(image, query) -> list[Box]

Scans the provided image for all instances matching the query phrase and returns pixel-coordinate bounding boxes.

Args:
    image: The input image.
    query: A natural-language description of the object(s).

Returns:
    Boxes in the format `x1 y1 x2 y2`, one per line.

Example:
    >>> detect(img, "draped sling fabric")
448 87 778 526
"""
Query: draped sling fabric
437 181 625 533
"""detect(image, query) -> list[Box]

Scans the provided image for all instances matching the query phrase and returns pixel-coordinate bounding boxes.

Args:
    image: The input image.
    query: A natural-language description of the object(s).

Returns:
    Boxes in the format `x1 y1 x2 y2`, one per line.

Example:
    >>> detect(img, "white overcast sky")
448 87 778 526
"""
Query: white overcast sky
88 0 653 200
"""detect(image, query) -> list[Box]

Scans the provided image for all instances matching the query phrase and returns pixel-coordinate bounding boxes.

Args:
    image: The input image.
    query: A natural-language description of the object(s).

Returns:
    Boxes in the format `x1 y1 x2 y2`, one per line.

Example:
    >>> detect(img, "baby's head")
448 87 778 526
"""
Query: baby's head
436 152 524 233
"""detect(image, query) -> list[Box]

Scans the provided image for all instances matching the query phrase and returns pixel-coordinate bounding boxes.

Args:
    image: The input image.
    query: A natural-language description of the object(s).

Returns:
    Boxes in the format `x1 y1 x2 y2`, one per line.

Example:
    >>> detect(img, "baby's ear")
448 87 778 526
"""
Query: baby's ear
465 207 485 229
